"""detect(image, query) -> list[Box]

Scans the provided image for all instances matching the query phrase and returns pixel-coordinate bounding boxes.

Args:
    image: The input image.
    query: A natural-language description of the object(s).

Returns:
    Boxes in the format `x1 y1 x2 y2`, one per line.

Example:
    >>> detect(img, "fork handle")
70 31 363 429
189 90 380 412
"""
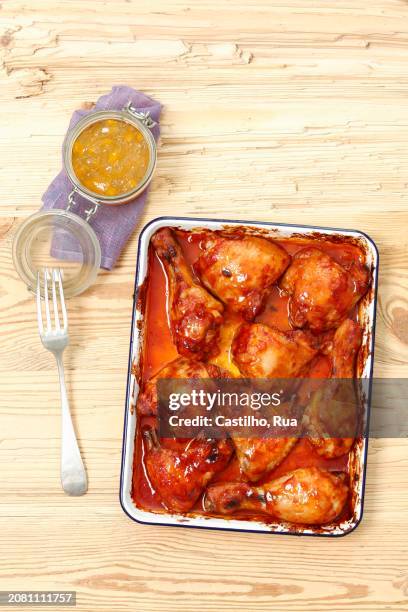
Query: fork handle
55 354 88 496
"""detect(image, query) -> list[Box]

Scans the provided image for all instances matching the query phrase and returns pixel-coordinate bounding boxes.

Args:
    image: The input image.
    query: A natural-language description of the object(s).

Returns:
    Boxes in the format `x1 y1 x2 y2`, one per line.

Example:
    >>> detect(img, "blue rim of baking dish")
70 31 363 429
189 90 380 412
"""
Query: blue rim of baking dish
119 216 379 537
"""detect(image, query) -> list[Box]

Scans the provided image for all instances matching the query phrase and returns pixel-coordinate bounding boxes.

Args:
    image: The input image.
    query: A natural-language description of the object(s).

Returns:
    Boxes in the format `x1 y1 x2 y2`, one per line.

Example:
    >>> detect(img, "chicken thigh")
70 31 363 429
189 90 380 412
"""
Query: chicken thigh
232 322 317 378
280 247 369 333
144 428 233 513
137 357 226 416
151 228 224 359
232 437 298 481
204 467 348 525
194 233 290 321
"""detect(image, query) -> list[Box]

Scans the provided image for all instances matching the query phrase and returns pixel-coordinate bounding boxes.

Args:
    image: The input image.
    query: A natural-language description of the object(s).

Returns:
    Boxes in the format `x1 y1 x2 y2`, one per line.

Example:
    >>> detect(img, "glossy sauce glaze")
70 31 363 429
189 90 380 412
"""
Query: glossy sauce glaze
132 229 367 523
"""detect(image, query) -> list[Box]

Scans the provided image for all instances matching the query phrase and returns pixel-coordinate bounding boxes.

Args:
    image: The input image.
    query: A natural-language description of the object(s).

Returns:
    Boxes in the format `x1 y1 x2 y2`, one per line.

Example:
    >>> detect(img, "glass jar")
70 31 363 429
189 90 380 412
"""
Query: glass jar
12 209 101 298
13 103 157 297
63 102 157 210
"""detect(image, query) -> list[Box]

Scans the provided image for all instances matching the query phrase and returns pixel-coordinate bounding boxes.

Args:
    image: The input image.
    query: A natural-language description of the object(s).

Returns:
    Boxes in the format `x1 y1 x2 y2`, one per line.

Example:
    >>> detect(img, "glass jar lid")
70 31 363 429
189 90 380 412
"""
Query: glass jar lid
12 209 101 298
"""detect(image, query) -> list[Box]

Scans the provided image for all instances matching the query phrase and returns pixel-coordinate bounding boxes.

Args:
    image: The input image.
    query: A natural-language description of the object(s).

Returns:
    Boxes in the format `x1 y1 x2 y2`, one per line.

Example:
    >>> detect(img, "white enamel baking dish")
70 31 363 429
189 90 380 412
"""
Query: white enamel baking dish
119 216 379 537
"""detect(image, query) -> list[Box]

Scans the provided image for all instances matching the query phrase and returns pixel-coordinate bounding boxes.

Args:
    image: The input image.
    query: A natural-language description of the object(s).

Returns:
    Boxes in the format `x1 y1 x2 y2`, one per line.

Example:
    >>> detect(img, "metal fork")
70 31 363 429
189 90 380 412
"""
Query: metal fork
36 268 87 496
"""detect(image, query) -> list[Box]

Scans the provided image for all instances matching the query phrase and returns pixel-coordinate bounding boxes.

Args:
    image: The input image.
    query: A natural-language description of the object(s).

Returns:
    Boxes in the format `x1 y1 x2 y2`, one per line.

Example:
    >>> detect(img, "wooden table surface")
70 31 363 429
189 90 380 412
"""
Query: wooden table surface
1 1 408 611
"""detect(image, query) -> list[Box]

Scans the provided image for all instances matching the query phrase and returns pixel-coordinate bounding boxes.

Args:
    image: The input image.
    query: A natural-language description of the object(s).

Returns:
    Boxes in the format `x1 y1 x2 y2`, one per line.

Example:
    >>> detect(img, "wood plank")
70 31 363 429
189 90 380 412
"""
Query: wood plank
1 1 407 610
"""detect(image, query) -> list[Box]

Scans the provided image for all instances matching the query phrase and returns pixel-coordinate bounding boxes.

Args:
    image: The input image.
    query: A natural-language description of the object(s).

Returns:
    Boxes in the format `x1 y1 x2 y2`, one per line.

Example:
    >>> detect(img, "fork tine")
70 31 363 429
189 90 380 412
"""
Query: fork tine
36 271 44 335
44 268 51 332
56 269 68 332
51 269 61 331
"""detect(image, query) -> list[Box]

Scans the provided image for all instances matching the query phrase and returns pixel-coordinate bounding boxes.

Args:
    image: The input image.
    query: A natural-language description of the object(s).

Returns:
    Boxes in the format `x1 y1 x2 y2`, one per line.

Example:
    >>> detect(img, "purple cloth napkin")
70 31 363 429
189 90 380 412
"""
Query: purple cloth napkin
42 86 161 269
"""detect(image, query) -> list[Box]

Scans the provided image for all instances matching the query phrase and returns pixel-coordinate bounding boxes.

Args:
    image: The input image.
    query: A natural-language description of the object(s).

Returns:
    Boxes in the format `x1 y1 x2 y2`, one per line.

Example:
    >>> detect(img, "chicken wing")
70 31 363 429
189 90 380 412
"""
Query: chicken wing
304 319 362 458
280 247 369 333
137 357 226 416
232 322 317 378
151 228 224 359
144 428 233 513
204 467 348 525
194 233 290 321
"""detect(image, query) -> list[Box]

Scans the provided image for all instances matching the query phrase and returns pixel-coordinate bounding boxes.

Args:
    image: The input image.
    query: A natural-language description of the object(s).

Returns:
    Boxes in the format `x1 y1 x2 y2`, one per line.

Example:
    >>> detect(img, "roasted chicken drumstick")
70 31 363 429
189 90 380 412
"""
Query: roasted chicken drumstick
304 319 362 458
330 318 363 378
151 228 224 359
144 428 233 513
204 467 348 525
194 233 290 321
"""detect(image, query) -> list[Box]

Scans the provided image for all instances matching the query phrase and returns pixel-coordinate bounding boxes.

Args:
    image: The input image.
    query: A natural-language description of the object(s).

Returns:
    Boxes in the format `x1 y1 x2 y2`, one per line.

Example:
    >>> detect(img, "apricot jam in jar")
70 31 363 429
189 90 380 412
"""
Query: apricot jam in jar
72 118 150 197
63 104 157 206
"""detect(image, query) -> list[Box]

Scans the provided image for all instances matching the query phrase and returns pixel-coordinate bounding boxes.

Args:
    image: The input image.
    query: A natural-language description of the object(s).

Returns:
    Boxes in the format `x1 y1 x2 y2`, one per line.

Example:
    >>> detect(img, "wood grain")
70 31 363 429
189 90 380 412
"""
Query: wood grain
1 1 408 610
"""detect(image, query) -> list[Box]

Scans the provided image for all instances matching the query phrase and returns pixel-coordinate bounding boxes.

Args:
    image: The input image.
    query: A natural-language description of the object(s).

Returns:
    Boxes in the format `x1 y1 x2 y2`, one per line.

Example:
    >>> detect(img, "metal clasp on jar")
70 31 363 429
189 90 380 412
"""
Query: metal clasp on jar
124 101 157 130
66 187 100 222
